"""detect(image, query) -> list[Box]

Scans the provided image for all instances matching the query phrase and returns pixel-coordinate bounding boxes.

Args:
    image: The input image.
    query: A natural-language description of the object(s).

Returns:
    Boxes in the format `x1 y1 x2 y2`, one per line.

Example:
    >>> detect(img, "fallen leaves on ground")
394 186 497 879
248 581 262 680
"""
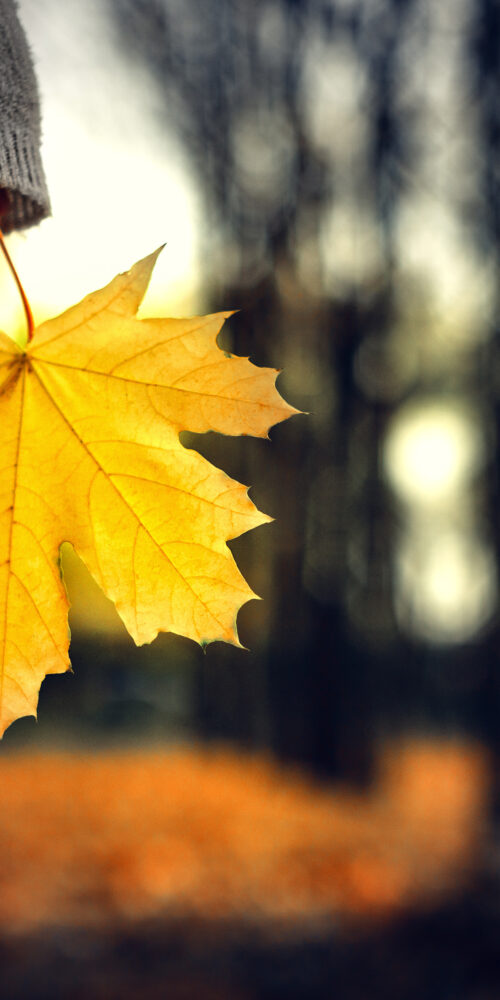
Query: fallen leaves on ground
0 251 295 734
0 739 489 935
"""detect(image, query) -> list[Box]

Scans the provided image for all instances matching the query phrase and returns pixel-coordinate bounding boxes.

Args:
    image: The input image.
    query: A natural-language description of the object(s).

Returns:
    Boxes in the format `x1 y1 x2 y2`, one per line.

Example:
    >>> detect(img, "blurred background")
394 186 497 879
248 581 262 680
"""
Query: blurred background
1 0 500 997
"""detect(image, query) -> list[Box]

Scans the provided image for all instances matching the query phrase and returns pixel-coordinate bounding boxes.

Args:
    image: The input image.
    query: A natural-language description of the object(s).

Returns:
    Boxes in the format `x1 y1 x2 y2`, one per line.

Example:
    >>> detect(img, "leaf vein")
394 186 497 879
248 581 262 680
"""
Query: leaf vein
35 359 277 409
110 472 252 517
31 367 228 635
10 570 66 667
0 367 26 714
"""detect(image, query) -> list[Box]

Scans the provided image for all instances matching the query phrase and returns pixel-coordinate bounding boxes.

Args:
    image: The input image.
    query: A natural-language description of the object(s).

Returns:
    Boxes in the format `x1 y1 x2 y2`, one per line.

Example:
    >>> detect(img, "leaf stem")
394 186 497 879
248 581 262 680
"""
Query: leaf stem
0 227 35 342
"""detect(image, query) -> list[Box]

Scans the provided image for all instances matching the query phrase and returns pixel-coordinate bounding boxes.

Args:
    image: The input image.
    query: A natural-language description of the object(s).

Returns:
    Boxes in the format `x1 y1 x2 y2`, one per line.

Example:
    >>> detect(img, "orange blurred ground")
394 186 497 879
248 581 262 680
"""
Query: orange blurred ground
0 739 489 935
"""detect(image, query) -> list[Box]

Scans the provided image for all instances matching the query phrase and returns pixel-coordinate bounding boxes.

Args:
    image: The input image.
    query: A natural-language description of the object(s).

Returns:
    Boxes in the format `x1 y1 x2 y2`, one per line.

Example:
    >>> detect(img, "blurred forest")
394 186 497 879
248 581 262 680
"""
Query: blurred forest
7 0 500 786
3 0 500 996
98 0 500 786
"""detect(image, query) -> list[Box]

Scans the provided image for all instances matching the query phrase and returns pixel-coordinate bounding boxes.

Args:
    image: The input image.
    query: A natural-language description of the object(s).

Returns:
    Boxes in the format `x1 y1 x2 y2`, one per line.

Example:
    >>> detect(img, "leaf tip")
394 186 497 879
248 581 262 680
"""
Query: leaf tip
122 246 167 313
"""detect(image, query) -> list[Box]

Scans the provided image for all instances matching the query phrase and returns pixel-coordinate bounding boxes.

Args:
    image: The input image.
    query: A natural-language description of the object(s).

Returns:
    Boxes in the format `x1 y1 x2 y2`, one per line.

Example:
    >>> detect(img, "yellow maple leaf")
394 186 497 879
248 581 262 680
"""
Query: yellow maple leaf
0 250 296 736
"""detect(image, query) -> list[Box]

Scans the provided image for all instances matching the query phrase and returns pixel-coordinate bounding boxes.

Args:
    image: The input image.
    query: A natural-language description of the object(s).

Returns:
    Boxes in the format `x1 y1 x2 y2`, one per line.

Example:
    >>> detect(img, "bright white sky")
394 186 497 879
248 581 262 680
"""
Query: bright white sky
2 0 203 340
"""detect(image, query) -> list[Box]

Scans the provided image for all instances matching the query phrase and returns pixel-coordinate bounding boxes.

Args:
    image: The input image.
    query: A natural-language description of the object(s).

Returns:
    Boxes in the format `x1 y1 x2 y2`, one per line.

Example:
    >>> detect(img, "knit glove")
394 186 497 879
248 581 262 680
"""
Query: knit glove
0 0 50 233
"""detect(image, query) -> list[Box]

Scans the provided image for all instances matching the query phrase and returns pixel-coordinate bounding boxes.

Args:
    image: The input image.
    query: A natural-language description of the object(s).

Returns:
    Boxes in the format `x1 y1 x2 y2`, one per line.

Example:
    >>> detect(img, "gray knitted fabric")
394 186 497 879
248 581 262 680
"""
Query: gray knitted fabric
0 0 50 233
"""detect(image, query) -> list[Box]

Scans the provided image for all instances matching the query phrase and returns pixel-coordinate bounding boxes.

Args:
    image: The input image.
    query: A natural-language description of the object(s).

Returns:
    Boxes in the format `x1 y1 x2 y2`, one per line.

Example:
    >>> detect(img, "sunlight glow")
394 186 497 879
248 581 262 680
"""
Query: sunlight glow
384 400 482 506
386 399 493 644
5 106 202 332
0 0 203 344
395 528 496 644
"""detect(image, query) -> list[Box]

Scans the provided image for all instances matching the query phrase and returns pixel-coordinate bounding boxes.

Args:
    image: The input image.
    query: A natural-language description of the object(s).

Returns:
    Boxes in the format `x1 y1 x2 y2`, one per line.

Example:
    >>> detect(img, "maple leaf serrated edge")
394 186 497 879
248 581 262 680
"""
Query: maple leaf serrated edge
0 250 299 736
